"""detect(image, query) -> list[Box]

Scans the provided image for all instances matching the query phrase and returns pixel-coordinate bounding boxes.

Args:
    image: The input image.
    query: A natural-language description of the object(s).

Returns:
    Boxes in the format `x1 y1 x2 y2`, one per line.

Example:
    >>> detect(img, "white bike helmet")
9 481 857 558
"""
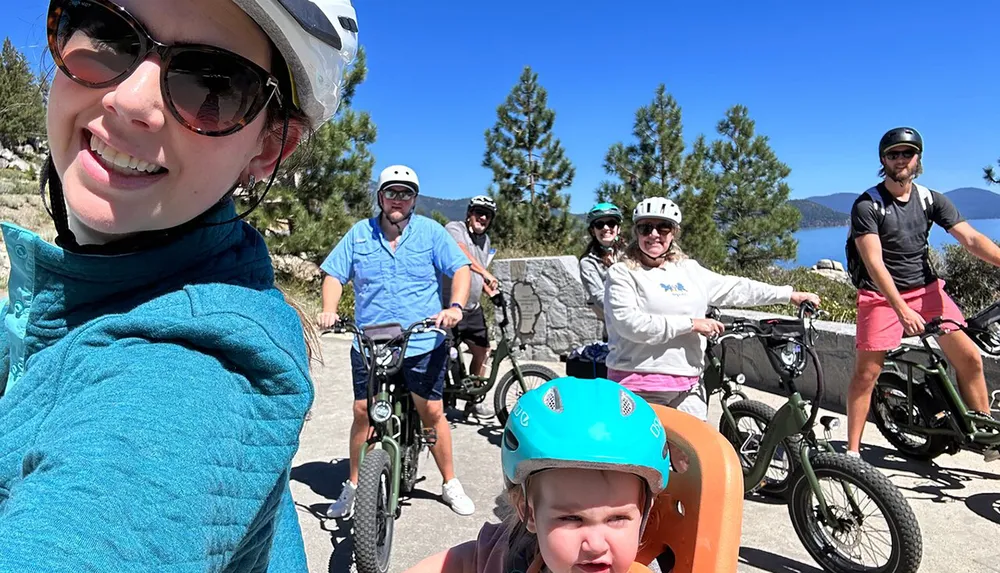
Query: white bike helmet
232 0 359 127
376 165 420 194
633 197 682 226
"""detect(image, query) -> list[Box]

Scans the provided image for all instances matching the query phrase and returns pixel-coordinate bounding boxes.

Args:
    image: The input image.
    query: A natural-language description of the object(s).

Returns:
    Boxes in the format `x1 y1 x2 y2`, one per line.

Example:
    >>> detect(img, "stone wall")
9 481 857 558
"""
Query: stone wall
492 256 603 361
489 255 1000 412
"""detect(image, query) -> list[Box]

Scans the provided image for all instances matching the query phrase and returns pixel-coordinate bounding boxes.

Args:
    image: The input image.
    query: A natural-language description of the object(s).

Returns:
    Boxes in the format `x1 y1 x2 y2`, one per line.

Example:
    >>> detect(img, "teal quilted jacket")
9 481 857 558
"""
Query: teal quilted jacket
0 202 312 571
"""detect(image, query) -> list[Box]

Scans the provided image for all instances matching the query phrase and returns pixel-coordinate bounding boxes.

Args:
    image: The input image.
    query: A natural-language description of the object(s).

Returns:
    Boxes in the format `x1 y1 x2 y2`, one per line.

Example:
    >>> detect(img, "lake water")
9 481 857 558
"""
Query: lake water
784 218 1000 269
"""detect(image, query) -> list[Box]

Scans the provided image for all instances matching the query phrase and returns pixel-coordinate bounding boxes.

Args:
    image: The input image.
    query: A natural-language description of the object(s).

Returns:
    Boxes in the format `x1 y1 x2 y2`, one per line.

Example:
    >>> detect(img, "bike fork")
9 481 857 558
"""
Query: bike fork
800 442 868 527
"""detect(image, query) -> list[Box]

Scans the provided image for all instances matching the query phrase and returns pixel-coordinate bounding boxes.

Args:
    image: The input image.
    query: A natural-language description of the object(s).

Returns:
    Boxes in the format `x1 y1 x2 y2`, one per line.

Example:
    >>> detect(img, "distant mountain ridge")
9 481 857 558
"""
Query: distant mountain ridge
369 185 1000 229
804 186 1000 223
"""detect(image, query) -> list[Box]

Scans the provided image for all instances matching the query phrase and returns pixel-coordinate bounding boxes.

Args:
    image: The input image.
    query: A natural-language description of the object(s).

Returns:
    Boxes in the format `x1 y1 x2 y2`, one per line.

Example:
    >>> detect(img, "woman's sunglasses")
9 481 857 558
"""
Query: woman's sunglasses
47 0 282 136
590 219 619 230
635 222 675 236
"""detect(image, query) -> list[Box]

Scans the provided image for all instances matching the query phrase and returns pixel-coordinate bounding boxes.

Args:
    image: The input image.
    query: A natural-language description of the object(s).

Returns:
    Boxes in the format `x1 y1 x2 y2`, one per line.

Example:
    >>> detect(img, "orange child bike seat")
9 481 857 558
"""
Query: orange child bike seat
636 405 744 573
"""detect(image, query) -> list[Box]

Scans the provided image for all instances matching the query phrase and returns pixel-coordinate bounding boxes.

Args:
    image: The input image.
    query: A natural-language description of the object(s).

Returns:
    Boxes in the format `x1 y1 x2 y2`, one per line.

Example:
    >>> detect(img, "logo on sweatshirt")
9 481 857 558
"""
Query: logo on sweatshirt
660 282 687 294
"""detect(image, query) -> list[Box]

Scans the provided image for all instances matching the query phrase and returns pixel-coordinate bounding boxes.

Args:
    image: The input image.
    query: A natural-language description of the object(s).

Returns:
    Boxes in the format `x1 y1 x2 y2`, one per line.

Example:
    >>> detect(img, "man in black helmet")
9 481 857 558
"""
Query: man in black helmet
846 127 1000 462
441 195 500 418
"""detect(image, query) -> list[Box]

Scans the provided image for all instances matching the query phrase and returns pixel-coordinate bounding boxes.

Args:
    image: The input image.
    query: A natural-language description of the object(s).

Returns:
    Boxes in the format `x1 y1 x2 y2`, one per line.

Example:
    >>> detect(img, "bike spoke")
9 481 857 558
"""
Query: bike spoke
810 474 894 569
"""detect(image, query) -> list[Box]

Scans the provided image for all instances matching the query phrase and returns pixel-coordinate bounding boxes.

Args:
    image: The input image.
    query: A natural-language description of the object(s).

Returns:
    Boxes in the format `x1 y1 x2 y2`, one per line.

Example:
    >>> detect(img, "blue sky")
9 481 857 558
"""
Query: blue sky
5 1 1000 212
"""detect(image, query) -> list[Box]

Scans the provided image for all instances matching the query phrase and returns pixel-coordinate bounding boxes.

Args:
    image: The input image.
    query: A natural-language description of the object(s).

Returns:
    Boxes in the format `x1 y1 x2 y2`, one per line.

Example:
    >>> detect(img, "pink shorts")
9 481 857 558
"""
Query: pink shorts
856 279 966 351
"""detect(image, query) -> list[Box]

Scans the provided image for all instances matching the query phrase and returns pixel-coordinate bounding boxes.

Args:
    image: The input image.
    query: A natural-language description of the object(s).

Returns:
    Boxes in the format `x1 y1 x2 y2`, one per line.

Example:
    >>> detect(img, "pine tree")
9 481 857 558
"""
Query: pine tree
596 84 685 223
676 135 726 269
429 210 449 226
483 66 577 250
984 159 1000 185
244 48 376 267
0 38 47 147
709 105 799 271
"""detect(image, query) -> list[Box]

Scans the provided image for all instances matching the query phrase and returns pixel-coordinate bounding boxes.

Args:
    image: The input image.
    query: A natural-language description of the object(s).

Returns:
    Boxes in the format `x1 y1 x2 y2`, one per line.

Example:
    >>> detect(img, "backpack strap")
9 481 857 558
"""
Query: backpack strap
863 186 886 220
913 183 934 215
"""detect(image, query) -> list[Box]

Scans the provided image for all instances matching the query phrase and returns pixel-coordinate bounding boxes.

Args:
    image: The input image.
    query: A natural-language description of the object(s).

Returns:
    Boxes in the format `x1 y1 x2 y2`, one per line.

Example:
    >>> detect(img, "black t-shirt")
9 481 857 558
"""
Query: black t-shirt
849 183 964 293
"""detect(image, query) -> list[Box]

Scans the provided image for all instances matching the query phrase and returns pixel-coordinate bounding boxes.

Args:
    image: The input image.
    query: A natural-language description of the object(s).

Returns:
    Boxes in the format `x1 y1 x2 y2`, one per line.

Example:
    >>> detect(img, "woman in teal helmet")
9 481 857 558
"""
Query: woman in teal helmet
407 377 670 573
580 202 625 321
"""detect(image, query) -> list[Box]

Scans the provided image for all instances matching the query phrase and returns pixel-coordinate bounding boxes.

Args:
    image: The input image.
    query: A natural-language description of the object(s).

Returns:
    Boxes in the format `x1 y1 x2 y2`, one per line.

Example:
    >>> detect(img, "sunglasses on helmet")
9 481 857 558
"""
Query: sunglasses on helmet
47 0 283 136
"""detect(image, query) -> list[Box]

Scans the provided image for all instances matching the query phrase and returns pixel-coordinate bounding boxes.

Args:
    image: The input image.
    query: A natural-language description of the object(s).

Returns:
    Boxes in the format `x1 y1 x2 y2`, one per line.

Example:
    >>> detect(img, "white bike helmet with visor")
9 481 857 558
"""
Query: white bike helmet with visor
231 0 359 127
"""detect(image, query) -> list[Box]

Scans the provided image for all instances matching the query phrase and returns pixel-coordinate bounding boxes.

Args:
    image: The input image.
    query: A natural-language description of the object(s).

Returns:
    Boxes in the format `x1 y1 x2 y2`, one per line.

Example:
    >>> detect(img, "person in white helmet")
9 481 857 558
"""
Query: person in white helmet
441 195 500 418
0 0 358 568
317 164 478 517
603 197 820 420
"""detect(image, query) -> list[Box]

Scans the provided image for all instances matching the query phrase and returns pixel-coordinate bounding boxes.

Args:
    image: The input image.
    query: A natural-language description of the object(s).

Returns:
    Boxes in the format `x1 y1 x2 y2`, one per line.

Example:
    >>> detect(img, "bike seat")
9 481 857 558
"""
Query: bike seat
637 405 743 573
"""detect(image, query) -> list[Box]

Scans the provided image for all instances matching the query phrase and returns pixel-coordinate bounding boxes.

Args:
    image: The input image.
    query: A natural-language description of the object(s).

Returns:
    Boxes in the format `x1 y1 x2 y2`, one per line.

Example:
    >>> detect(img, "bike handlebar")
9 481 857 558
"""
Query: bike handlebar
708 301 826 432
921 317 964 338
329 318 446 368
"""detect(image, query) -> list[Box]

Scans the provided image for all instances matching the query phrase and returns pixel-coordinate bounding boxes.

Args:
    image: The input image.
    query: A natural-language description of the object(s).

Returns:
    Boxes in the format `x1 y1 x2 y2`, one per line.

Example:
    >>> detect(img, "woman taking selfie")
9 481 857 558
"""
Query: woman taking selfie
0 0 358 569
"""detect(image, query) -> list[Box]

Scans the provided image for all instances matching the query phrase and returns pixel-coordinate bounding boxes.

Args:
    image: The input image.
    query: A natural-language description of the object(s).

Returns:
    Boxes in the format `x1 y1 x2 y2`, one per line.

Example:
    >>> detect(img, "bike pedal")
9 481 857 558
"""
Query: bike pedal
931 410 951 428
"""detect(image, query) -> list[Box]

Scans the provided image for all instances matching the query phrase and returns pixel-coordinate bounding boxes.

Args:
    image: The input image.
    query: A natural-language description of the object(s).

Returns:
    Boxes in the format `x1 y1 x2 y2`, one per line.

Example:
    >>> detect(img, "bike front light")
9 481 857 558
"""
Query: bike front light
375 347 395 367
370 400 393 423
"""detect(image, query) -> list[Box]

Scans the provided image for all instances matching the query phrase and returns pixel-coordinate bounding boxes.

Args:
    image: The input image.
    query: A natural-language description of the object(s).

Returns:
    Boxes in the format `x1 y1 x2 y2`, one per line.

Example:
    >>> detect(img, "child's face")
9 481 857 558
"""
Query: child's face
525 469 645 573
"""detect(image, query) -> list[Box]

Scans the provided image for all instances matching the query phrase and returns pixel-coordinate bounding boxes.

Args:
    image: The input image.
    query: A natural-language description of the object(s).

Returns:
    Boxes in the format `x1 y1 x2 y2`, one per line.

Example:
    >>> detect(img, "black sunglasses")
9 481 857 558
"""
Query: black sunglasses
382 188 417 201
884 149 917 161
590 219 619 230
635 222 676 236
469 208 493 218
47 0 282 136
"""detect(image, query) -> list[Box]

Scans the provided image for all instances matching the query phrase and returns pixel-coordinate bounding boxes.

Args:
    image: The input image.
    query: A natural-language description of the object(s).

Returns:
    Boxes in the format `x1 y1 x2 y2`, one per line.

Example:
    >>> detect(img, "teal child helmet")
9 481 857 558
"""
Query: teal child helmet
586 203 624 226
501 377 671 494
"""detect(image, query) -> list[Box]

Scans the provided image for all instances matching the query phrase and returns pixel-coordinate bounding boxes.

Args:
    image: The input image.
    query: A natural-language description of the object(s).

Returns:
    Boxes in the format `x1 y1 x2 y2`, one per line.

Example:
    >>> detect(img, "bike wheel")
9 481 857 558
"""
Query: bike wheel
870 373 953 461
788 452 922 573
718 399 801 497
494 364 559 426
354 448 395 573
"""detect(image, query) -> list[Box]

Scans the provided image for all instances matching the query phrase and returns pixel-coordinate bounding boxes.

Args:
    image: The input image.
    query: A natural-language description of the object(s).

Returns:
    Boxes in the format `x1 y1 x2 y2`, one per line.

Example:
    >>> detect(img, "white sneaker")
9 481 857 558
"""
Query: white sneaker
985 448 1000 463
442 478 476 516
472 402 496 419
326 481 356 518
845 450 861 459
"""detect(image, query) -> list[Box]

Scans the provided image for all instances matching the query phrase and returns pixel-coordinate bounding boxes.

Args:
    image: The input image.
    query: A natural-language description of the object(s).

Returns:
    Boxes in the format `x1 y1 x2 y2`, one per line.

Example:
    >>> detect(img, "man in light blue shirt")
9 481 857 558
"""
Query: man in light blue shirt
317 164 475 517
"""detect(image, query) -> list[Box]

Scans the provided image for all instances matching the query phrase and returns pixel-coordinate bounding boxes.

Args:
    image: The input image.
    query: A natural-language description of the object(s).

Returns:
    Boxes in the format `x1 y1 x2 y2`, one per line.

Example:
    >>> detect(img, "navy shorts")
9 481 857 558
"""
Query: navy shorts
350 342 448 401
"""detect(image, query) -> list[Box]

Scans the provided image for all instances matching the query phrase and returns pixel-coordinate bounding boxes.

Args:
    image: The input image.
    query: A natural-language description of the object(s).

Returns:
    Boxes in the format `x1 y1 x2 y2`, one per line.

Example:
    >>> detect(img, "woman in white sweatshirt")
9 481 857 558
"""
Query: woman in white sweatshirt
604 197 820 421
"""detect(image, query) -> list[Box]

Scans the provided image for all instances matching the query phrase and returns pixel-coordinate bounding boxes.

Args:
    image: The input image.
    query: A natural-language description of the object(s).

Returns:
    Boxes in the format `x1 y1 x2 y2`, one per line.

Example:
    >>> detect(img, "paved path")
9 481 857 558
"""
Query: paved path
290 335 1000 573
